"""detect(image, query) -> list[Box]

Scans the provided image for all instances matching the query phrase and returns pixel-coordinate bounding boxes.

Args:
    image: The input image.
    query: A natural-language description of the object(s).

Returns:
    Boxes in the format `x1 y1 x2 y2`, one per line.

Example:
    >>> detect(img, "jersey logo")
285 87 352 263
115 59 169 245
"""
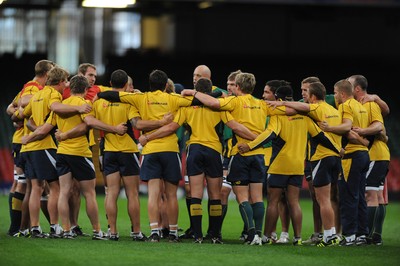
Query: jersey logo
243 104 260 110
102 102 120 108
147 100 167 106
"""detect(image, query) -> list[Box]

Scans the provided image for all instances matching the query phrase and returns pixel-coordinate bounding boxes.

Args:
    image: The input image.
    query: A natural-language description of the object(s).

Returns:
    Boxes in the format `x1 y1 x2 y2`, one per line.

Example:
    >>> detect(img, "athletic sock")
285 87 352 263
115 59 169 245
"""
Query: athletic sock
190 198 203 239
150 224 160 236
239 201 254 239
9 192 23 235
323 229 332 242
221 204 228 222
206 200 211 236
209 199 222 238
374 204 386 236
367 206 378 237
8 192 14 220
186 196 192 230
251 202 265 236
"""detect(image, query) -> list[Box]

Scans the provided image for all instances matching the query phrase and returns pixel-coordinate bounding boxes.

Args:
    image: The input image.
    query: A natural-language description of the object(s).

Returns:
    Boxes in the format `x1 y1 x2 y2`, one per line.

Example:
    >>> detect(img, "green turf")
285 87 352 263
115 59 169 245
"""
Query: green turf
0 194 399 266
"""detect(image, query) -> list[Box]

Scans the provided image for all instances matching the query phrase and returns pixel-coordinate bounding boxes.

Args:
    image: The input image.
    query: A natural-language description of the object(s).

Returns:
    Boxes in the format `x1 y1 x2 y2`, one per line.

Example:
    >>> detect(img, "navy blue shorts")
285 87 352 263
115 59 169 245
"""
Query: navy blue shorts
140 152 182 185
227 154 266 186
27 149 58 181
56 154 95 181
366 160 389 191
186 144 223 178
267 174 303 189
311 156 341 187
103 151 140 176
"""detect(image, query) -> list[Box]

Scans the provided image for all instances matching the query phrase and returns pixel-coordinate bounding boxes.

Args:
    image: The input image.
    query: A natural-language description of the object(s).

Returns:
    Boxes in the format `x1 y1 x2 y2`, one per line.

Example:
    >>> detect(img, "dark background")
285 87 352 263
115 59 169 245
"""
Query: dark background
1 1 399 153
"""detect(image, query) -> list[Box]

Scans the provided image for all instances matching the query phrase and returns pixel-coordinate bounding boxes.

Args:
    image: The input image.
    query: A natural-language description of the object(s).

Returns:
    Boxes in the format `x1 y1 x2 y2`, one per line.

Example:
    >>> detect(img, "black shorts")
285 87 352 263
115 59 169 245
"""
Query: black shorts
12 143 23 168
223 157 230 171
140 152 182 185
304 160 312 182
56 154 95 181
103 151 140 176
267 174 303 189
26 149 58 181
227 154 266 186
366 160 389 191
311 156 341 187
186 144 223 178
98 137 105 171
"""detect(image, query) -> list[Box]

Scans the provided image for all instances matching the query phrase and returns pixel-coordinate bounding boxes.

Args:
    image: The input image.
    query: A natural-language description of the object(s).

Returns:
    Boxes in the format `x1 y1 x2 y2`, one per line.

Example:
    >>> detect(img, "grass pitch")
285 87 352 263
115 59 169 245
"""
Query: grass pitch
0 194 399 266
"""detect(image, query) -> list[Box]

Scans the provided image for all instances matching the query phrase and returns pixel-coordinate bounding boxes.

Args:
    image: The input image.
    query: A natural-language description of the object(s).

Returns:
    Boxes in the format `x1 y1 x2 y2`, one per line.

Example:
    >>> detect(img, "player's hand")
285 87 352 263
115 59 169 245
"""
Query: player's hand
78 104 92 114
266 100 284 109
237 143 250 154
351 126 365 136
115 123 127 135
21 135 29 145
55 129 65 142
161 112 174 126
181 89 195 96
138 134 148 146
319 121 330 132
361 94 377 104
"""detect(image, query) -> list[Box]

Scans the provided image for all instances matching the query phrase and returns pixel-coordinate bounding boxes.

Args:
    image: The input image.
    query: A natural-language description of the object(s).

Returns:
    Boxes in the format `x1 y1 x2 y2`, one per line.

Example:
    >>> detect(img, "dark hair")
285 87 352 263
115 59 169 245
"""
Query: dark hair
266 80 290 94
275 85 293 101
349 75 368 91
195 78 212 93
174 83 185 94
149 69 168 91
70 75 89 94
111 69 128 88
308 82 326 100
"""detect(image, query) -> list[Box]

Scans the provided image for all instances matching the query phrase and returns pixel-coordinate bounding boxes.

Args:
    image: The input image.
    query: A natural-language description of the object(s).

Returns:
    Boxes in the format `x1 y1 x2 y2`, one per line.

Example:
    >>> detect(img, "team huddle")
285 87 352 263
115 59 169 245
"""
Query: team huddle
6 60 390 247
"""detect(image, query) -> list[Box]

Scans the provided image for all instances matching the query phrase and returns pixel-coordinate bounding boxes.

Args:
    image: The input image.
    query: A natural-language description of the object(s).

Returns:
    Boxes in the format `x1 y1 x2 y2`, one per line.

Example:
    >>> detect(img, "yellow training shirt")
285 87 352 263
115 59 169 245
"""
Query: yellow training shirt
22 86 61 152
339 98 369 154
48 96 92 157
118 91 193 154
308 102 342 160
91 98 138 153
174 106 233 154
363 101 390 161
218 94 286 156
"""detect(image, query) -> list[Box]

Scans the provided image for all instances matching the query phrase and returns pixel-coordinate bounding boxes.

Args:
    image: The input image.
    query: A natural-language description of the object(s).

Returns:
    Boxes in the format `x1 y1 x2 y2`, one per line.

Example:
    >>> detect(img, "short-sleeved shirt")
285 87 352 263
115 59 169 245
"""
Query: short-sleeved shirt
363 101 390 161
49 96 92 158
15 80 44 146
91 97 139 153
11 91 24 144
217 94 286 156
248 114 322 175
307 101 342 161
338 98 369 154
22 86 62 152
174 105 232 154
118 90 193 154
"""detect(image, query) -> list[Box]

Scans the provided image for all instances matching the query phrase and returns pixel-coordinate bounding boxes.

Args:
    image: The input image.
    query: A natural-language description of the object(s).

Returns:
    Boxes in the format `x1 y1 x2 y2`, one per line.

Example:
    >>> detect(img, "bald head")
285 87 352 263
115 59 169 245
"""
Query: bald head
193 65 211 86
